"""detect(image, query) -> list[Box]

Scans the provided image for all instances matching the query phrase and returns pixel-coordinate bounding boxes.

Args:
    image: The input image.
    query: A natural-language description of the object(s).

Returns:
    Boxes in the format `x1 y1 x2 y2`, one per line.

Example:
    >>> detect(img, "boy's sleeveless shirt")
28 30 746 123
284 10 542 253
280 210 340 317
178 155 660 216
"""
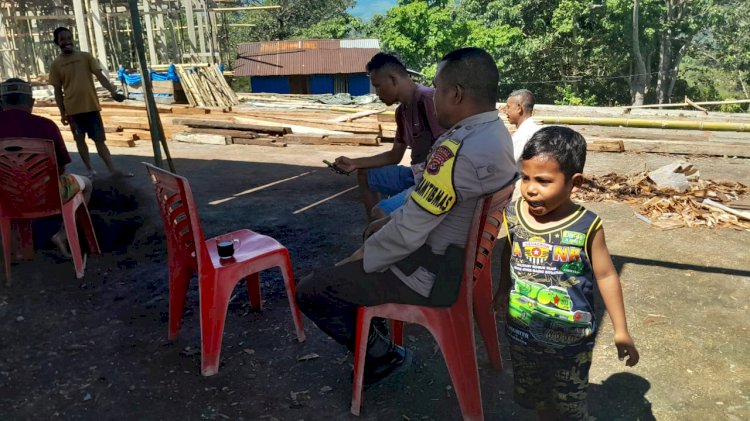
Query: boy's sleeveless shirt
504 199 603 350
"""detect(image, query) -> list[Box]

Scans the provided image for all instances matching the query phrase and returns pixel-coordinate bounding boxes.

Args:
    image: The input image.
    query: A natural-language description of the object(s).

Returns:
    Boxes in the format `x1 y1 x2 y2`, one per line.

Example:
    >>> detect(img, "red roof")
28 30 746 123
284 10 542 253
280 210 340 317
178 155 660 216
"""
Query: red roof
233 39 380 77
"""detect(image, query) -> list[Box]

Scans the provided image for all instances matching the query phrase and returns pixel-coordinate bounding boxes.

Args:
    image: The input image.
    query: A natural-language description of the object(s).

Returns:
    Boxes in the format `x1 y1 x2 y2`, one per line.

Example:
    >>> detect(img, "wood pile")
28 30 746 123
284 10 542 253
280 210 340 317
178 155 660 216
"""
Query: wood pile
526 104 750 158
29 98 388 148
174 64 239 108
574 172 750 230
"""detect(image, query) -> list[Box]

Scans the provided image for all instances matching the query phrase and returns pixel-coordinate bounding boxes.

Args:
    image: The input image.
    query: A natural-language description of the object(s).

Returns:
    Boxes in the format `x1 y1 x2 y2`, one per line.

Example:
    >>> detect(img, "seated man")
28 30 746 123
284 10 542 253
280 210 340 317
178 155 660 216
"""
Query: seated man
0 78 92 256
297 48 516 387
334 53 446 221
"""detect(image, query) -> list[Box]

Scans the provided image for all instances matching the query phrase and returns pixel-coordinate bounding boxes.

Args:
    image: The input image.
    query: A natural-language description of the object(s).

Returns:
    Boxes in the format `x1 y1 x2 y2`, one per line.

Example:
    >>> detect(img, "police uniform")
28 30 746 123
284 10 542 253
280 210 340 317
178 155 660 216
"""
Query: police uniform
296 110 516 360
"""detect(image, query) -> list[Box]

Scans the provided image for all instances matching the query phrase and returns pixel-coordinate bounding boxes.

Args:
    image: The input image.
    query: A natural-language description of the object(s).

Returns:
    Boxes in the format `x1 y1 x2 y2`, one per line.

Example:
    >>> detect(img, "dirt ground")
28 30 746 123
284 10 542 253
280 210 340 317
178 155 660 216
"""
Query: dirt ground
0 140 748 421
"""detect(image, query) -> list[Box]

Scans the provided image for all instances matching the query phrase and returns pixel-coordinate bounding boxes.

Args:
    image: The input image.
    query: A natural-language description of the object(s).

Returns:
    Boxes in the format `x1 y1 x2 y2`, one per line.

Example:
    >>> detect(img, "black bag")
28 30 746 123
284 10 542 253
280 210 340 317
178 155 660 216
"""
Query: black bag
393 244 466 307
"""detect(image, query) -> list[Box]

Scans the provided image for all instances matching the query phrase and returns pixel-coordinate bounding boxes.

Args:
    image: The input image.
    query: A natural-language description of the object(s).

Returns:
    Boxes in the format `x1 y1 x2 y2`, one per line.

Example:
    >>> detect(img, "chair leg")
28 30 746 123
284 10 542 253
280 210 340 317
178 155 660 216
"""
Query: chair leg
168 262 192 340
61 206 85 279
246 273 262 311
473 269 502 370
76 202 100 255
432 314 484 421
199 276 233 376
14 220 34 260
279 253 306 343
391 320 404 346
350 308 372 416
1 219 12 286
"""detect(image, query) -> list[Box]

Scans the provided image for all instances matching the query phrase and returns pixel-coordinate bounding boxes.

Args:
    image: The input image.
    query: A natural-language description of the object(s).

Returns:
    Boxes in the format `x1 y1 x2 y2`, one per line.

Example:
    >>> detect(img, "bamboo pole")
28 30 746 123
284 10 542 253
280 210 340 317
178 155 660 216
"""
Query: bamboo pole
127 0 173 172
536 116 750 132
623 98 750 110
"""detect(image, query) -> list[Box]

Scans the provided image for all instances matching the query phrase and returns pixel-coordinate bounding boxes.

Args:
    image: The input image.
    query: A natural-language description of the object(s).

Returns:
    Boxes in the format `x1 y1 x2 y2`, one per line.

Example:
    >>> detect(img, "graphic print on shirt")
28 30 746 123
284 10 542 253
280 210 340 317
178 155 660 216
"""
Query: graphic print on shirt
505 202 601 348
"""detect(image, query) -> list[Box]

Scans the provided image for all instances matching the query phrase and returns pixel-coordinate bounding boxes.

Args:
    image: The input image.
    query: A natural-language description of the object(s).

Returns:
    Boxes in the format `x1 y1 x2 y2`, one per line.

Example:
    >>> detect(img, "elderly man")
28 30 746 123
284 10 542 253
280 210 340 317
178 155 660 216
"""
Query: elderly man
502 89 541 161
0 78 92 256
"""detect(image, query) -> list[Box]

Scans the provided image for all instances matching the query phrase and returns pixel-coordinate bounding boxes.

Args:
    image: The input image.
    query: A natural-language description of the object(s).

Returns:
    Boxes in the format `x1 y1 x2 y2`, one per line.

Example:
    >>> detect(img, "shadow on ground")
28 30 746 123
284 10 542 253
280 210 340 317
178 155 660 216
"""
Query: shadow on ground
0 152 678 420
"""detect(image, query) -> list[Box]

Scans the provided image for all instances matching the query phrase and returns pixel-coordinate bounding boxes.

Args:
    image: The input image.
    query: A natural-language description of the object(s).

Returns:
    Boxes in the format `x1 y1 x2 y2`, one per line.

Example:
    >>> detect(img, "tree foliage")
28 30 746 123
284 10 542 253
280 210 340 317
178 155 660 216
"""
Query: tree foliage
221 0 748 106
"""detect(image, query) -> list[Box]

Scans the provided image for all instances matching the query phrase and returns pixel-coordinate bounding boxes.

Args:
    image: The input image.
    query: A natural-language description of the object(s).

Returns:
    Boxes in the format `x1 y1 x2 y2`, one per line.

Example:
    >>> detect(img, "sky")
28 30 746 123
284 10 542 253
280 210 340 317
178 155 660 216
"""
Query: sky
349 0 398 20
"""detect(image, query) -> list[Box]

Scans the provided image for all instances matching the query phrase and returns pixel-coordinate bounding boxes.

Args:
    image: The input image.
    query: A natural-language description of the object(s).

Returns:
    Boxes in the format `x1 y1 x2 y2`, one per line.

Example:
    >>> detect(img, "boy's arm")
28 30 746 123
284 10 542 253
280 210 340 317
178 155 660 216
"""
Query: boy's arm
590 227 640 367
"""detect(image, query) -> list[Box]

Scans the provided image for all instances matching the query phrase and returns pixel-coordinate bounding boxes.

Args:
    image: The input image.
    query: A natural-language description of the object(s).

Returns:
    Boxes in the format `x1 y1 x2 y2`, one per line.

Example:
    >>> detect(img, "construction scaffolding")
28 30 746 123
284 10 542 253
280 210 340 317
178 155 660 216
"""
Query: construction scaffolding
0 0 277 81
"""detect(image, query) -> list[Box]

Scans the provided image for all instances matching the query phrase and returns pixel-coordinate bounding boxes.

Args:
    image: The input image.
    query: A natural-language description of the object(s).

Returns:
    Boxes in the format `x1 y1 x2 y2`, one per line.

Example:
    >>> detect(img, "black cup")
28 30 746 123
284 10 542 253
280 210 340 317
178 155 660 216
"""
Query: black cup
217 240 234 259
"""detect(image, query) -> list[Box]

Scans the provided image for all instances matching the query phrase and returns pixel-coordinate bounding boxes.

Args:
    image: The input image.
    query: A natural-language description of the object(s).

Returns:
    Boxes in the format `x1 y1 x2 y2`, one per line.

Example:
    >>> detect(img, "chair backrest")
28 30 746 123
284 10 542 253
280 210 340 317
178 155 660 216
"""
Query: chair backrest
0 138 63 219
143 162 207 272
472 182 516 283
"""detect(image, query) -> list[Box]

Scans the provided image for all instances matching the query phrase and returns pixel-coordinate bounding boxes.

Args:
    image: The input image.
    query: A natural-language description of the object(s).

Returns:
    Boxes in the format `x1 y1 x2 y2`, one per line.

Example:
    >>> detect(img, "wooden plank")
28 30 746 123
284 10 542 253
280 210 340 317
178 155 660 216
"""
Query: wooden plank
619 139 750 157
174 132 229 145
173 119 291 134
171 106 210 115
329 109 384 122
231 137 286 147
186 127 256 138
377 113 396 123
586 140 624 152
282 134 379 146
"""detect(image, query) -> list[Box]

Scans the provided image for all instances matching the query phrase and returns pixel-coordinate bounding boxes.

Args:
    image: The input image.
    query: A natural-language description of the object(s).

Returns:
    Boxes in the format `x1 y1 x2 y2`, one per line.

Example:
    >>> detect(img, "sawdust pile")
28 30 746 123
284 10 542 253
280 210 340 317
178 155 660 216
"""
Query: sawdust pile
574 172 750 230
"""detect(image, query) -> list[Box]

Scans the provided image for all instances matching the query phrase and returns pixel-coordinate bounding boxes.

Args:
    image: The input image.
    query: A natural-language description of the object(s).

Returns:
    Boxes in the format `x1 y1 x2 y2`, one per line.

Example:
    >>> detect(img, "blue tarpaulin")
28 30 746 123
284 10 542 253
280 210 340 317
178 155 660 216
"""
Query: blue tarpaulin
118 63 180 86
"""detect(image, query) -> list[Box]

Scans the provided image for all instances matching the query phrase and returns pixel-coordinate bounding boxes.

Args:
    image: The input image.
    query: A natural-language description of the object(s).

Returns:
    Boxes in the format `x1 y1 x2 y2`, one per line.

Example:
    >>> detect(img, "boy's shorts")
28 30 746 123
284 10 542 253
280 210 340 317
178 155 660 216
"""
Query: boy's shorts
509 342 593 420
58 173 86 202
367 165 415 214
70 111 106 143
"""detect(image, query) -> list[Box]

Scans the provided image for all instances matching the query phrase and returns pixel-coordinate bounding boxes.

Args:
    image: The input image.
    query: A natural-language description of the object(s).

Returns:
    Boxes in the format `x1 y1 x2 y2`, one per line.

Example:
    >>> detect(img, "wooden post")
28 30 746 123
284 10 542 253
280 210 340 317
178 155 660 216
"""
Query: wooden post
155 0 168 61
142 0 157 65
89 0 109 70
127 0 174 172
0 7 16 79
195 4 207 61
182 0 196 59
72 0 90 52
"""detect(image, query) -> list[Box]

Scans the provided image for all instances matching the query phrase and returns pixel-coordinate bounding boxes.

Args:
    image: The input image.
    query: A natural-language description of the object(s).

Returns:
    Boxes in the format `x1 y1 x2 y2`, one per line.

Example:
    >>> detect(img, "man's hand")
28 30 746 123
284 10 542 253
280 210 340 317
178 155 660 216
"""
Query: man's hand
363 216 390 240
111 92 126 102
334 246 364 267
614 331 640 367
334 156 357 173
61 115 68 126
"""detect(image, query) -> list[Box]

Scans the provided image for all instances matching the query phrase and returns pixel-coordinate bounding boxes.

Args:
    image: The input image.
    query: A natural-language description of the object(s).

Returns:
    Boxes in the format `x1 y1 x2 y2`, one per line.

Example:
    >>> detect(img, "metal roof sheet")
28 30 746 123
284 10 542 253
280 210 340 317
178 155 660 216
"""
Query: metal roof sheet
234 39 380 77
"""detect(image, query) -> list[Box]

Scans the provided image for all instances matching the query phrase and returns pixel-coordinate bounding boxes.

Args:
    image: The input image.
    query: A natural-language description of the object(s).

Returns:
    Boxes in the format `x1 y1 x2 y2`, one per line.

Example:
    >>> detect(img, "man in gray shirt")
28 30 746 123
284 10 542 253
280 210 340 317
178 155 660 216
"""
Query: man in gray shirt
296 47 516 387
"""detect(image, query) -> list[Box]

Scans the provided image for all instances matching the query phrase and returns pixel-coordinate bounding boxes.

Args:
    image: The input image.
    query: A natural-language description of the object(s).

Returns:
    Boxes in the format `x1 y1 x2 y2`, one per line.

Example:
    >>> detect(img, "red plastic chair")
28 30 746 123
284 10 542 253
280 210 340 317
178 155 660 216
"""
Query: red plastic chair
0 138 99 286
351 182 515 420
143 163 305 376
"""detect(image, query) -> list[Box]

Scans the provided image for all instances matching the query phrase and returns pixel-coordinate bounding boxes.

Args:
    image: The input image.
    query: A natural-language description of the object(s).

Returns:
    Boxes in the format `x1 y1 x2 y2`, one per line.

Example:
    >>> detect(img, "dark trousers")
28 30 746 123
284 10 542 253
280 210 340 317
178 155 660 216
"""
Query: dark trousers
296 259 433 359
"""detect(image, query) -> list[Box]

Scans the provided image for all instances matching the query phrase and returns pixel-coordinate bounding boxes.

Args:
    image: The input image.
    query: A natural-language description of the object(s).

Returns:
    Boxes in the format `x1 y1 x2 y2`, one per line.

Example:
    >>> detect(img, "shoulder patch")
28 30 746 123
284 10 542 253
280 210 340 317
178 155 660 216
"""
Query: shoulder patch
411 139 460 215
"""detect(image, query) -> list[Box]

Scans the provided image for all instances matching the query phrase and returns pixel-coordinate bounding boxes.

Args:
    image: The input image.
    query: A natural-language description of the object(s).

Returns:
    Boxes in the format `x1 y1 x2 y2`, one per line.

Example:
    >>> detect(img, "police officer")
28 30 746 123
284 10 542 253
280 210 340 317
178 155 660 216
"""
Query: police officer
296 47 517 388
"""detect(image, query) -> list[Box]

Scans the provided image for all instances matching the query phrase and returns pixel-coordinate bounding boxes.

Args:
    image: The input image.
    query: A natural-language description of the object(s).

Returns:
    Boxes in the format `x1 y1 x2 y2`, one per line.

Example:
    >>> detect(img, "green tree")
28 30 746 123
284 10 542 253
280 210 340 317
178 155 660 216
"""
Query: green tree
372 1 520 80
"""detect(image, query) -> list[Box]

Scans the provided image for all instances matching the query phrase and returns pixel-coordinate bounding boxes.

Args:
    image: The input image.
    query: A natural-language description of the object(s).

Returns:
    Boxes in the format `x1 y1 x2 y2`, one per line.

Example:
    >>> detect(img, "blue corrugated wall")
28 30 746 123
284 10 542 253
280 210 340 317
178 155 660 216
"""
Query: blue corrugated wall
348 74 371 96
251 76 290 94
310 75 334 94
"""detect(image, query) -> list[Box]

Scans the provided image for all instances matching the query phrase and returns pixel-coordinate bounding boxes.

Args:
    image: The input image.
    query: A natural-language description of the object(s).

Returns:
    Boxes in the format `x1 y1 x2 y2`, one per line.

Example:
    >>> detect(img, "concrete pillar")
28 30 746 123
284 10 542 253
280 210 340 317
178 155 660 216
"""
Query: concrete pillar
72 0 90 52
89 0 108 70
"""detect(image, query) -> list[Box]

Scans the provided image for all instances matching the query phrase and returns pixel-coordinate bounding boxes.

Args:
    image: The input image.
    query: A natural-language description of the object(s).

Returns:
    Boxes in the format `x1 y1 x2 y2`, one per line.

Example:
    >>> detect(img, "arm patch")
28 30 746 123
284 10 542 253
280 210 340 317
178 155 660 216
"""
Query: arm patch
410 140 460 215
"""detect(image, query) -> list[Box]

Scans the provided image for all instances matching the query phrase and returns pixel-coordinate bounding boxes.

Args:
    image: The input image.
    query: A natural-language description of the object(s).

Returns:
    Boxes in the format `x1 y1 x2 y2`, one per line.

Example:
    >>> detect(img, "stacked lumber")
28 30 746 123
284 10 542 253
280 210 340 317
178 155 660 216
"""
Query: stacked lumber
574 172 750 230
522 104 750 157
174 64 238 108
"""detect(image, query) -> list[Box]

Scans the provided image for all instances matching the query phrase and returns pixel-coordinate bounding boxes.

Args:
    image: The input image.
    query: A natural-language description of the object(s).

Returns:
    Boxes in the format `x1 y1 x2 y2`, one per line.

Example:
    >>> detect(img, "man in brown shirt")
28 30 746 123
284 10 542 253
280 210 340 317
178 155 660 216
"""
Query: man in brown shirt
333 53 446 221
49 27 132 178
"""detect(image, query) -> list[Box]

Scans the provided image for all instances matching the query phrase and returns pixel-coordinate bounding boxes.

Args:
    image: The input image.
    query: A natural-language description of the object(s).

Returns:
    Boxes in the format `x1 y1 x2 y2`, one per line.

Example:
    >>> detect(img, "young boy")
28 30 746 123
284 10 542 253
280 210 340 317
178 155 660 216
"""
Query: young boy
501 126 639 420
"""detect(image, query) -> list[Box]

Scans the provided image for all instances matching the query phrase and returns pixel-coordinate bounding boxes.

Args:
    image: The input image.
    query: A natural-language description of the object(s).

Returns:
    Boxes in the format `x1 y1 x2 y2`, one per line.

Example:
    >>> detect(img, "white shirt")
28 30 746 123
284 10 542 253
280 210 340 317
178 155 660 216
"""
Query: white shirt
512 117 542 161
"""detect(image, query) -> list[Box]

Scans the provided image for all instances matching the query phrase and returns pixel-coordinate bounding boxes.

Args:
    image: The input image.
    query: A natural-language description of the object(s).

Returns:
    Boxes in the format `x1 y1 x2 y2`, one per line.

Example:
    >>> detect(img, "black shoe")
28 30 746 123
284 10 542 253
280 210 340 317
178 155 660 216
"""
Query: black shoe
362 345 413 387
